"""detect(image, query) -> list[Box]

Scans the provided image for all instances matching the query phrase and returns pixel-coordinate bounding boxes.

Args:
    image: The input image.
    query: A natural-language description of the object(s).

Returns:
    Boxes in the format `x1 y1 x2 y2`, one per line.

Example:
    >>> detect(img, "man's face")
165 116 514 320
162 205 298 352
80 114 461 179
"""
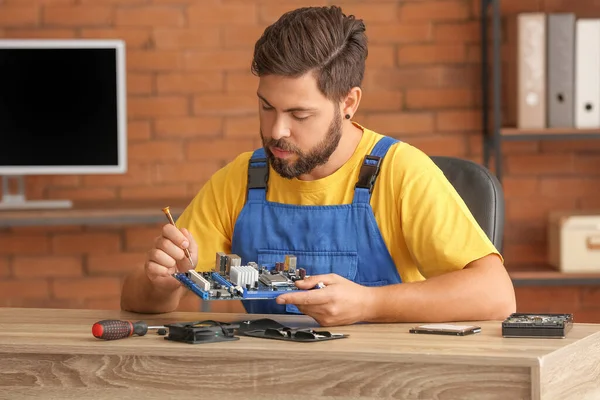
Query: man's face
257 73 342 179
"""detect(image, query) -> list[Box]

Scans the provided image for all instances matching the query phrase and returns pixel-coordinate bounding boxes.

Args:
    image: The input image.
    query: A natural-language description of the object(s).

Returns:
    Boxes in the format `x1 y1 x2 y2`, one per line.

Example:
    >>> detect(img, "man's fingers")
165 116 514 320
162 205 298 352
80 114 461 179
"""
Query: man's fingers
294 273 339 289
146 260 174 280
148 248 177 269
276 286 329 305
162 223 189 249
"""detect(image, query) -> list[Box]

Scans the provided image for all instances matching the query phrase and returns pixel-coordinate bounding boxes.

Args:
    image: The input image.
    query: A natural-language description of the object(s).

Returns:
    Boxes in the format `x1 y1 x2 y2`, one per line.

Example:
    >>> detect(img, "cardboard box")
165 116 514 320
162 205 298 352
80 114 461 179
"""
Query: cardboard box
548 211 600 273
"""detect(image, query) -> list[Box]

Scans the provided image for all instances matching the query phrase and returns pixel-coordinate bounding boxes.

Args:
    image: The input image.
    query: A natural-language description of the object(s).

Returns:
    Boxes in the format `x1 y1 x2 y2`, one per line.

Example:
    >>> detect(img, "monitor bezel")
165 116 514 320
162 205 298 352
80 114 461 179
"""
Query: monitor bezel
0 39 127 175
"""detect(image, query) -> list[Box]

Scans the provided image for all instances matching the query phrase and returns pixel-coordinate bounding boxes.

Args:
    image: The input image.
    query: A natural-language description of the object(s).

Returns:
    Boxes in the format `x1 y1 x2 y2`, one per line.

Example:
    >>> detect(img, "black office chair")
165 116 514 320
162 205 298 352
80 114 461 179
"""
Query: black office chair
430 156 505 252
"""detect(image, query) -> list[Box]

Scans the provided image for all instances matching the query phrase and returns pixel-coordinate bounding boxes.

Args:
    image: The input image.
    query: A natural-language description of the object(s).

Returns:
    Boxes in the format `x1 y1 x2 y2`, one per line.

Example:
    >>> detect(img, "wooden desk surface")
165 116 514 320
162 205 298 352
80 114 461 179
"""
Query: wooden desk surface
1 308 599 400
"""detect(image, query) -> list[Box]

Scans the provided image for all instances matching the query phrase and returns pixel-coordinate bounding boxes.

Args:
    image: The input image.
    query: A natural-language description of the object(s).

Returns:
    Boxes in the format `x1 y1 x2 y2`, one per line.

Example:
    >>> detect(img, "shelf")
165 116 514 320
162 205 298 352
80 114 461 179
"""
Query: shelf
0 199 188 228
500 128 600 141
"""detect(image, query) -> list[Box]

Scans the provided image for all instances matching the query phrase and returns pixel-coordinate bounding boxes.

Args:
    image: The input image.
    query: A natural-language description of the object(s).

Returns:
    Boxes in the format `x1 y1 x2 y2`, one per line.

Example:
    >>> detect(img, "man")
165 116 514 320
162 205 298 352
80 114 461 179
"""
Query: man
121 6 516 326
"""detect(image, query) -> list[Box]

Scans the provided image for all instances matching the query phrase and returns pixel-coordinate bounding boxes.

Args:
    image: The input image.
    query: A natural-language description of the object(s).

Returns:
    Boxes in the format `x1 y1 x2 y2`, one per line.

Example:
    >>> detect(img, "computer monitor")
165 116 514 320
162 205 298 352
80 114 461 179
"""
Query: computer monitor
0 39 127 210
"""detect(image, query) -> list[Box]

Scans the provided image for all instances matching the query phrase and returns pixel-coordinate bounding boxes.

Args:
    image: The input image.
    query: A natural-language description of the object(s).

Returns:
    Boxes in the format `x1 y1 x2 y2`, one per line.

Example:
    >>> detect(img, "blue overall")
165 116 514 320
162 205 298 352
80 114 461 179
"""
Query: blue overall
230 135 403 315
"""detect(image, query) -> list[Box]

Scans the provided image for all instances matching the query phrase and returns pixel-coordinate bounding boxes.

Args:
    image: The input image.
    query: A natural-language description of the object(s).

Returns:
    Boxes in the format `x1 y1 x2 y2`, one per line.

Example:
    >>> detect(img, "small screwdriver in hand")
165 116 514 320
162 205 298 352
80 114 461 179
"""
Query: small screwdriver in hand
92 319 166 340
162 206 194 267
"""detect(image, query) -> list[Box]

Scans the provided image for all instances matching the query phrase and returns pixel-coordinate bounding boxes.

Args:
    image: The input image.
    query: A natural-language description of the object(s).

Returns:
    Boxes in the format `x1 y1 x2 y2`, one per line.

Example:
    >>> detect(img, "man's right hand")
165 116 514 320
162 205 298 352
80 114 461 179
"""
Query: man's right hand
145 224 199 291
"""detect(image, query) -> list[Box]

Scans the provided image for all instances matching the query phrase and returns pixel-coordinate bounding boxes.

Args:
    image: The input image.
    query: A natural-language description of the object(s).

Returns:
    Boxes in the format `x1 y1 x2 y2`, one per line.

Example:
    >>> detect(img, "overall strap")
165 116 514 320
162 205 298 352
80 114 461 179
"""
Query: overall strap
353 136 400 204
246 148 269 202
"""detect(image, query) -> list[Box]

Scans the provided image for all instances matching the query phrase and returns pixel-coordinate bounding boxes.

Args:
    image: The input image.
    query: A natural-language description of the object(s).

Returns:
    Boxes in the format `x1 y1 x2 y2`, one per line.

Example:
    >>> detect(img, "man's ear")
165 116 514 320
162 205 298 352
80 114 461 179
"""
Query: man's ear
342 87 362 119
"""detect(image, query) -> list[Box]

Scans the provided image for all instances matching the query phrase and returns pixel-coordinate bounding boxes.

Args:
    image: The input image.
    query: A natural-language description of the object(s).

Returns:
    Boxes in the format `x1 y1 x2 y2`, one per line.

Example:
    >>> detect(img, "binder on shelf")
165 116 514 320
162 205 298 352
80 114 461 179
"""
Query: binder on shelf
517 13 547 129
547 13 576 128
575 19 600 128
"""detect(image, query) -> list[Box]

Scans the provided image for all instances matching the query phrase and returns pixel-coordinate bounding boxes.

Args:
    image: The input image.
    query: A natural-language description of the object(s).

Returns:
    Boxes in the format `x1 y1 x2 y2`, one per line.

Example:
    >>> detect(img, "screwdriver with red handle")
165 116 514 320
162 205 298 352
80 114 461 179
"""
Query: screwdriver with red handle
92 319 167 340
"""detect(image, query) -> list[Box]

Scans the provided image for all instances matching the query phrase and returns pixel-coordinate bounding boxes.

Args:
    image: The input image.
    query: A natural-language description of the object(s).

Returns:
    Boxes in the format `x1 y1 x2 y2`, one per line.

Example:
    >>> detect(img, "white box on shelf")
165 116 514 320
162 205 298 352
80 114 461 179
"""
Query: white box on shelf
548 211 600 273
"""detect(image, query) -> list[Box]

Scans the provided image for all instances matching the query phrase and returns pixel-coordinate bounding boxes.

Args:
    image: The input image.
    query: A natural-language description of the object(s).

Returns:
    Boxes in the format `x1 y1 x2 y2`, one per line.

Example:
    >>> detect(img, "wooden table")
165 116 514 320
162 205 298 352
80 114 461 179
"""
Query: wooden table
1 308 599 400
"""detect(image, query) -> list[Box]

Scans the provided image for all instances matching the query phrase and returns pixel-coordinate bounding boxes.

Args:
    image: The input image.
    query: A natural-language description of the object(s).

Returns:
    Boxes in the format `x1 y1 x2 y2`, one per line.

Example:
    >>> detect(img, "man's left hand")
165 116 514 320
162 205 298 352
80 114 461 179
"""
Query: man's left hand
275 273 374 326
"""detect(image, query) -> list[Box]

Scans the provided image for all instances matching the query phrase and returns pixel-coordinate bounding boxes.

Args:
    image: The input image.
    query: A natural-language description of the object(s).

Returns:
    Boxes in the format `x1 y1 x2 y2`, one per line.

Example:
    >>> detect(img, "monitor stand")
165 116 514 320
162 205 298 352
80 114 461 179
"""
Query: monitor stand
0 175 73 210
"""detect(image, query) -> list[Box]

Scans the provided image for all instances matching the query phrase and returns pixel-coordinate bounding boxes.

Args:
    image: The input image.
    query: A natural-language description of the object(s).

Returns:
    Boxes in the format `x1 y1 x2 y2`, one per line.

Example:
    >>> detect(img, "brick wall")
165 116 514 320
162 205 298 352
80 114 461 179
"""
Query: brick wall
0 0 599 320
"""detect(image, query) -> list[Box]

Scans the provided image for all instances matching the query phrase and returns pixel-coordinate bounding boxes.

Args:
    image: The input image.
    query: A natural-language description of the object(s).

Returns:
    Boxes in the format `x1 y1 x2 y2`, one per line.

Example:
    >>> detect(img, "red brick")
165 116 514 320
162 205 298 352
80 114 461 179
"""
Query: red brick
80 0 147 3
155 161 222 184
439 65 480 87
540 177 600 197
190 3 258 25
52 277 122 299
128 96 188 118
467 134 539 156
183 50 253 71
157 72 223 94
406 88 474 110
124 225 163 251
581 196 600 210
127 50 183 72
434 21 480 43
369 67 441 90
87 252 146 275
543 0 600 16
82 164 153 187
155 117 222 139
129 141 184 162
10 226 82 234
366 45 396 68
359 91 404 112
186 139 256 162
119 184 189 200
0 234 50 255
404 134 467 157
52 232 122 255
436 110 481 132
501 177 540 198
222 25 267 49
364 112 435 135
0 6 39 26
0 280 50 300
514 286 580 313
506 154 575 176
224 116 260 138
574 154 600 174
80 28 151 48
153 28 220 49
472 0 542 15
12 256 83 278
258 2 326 24
334 2 399 23
540 140 600 153
225 72 258 93
47 187 117 201
4 29 76 38
398 44 467 65
503 224 546 245
505 197 577 222
193 94 257 115
581 287 600 309
43 6 112 26
502 243 547 265
365 24 432 44
127 73 153 95
399 1 470 21
5 0 74 4
0 258 10 278
115 6 185 27
128 121 152 141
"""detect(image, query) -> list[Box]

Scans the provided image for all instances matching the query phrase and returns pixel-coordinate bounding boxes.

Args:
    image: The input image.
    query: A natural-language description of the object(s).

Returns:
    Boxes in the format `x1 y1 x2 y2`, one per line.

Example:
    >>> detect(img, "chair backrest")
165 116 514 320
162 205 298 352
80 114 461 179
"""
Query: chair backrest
430 156 505 252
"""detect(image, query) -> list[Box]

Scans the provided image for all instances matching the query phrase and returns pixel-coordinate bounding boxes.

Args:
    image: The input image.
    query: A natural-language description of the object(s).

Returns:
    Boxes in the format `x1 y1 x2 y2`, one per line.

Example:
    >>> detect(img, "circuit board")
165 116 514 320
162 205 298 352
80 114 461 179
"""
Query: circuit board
172 252 320 301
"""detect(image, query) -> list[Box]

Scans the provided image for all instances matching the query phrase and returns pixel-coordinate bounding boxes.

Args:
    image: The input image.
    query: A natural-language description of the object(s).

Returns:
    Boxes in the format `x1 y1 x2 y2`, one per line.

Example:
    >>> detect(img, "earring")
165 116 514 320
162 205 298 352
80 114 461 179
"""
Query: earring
345 114 351 119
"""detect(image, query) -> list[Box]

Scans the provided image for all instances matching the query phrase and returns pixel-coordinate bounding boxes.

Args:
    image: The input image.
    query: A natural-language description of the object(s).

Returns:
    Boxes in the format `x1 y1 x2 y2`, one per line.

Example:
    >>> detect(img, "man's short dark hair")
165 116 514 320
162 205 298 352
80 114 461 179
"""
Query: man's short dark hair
251 6 368 102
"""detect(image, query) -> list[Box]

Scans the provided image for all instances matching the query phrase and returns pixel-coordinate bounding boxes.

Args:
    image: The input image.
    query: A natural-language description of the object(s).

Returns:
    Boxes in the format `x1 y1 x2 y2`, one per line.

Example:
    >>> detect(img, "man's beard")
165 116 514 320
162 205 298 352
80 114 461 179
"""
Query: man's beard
261 108 343 179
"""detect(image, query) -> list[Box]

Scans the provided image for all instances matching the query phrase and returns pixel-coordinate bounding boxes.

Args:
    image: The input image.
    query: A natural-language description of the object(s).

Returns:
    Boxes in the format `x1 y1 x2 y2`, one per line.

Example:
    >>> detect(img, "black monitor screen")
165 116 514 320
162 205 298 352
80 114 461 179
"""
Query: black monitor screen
0 47 120 167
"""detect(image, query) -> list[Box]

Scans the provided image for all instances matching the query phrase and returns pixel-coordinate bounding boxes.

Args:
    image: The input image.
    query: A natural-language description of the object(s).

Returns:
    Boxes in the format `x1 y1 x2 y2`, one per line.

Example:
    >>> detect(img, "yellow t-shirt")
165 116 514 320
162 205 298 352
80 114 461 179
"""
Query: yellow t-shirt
176 124 501 282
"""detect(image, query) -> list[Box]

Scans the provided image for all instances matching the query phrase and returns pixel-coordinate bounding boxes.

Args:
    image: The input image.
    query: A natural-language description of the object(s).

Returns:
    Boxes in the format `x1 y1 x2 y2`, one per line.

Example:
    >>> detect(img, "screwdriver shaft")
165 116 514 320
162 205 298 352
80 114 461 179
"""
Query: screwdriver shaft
162 206 194 267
